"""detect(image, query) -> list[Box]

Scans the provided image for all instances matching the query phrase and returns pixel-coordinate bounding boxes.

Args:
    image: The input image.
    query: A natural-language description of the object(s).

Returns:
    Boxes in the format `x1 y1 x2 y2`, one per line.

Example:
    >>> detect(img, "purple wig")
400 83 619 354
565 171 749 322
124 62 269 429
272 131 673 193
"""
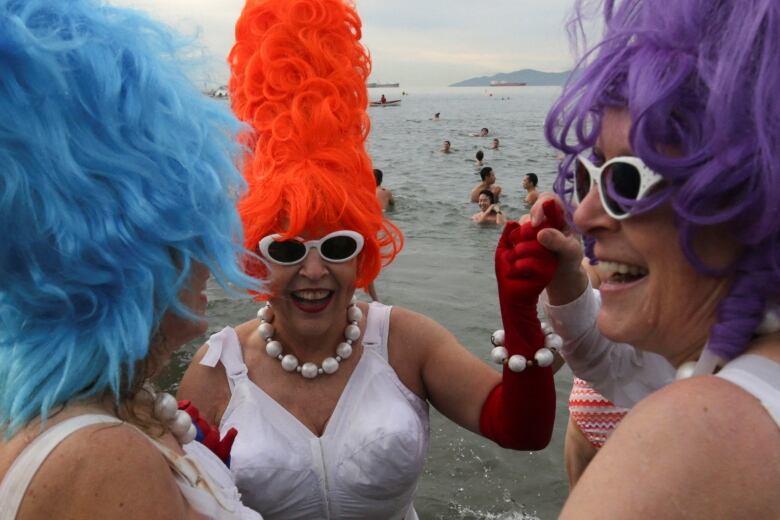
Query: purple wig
545 0 780 360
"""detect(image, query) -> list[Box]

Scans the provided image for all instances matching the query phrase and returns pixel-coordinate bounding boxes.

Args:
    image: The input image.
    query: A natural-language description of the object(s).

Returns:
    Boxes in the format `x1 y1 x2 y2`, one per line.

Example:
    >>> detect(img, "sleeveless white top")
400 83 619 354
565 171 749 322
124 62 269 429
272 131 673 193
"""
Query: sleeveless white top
200 302 429 520
717 354 780 427
0 414 262 520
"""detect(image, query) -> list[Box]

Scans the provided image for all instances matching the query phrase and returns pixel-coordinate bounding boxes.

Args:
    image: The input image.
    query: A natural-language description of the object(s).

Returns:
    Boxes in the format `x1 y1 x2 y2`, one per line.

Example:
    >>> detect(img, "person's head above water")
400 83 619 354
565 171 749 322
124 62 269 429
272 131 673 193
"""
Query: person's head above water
0 0 256 435
229 0 403 295
476 150 484 161
480 127 489 137
545 0 780 364
480 166 495 182
523 173 538 189
478 189 496 209
373 168 383 186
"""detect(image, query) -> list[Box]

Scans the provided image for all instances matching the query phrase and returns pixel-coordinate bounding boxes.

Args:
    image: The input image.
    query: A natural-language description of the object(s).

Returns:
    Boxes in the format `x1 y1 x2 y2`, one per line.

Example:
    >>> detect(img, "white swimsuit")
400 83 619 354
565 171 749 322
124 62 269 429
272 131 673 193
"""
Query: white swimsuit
0 414 262 520
200 302 429 520
717 354 780 427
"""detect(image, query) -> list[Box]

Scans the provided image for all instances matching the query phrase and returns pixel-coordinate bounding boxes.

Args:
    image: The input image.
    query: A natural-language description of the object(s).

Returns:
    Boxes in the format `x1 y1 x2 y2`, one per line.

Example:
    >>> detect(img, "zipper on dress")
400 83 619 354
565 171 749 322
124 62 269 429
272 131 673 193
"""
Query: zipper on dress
311 437 331 519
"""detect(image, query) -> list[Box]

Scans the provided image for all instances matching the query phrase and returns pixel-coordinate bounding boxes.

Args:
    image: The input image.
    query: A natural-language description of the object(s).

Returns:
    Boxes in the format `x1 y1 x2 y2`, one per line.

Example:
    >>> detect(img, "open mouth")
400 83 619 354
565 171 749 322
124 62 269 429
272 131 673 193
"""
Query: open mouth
290 289 334 313
596 260 648 284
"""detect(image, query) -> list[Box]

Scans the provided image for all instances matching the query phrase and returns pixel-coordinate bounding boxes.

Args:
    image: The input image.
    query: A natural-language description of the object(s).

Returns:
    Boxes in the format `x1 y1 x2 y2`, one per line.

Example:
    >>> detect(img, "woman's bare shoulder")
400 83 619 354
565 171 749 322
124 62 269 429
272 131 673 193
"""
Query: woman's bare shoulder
20 422 187 519
562 376 780 519
387 305 457 349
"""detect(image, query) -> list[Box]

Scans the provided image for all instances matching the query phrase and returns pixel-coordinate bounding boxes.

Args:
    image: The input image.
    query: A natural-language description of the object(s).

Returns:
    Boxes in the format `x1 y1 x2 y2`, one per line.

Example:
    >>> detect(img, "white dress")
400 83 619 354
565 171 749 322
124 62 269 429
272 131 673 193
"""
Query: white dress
200 302 429 520
0 414 262 520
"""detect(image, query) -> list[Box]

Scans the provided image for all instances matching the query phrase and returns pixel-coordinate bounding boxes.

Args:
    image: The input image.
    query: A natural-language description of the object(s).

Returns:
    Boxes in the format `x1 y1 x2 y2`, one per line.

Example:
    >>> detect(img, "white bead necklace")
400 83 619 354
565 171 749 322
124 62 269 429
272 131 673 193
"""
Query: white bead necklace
488 322 563 372
143 382 197 445
257 297 362 379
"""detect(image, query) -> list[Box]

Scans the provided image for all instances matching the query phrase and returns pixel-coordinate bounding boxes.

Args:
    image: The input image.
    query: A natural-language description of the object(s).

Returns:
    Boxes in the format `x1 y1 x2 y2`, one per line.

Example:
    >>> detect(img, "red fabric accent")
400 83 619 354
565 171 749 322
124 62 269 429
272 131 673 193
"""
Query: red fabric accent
479 200 562 449
178 400 238 465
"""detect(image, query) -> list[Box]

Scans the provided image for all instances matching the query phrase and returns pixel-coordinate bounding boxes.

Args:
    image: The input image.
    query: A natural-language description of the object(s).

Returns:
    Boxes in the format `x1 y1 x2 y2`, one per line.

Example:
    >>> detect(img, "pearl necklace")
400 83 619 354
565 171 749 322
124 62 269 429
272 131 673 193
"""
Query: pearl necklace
676 305 780 380
257 297 362 379
143 382 197 445
488 322 563 372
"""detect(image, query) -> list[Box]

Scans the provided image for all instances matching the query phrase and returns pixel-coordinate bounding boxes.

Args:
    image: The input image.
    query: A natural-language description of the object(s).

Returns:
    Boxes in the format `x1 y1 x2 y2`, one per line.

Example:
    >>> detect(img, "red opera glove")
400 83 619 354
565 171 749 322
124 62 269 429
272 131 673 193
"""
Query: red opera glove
479 200 564 449
178 400 238 467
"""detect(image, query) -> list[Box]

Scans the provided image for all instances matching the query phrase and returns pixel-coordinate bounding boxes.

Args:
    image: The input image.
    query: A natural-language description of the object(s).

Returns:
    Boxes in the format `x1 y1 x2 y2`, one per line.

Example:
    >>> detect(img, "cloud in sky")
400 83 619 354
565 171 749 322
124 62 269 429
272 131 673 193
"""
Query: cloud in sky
110 0 579 87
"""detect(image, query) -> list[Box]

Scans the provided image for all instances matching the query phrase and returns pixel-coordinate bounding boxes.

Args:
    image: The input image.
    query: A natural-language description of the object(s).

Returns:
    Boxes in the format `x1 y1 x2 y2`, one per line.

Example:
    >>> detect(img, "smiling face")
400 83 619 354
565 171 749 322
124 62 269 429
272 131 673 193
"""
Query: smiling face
478 193 492 212
264 230 358 340
573 108 737 366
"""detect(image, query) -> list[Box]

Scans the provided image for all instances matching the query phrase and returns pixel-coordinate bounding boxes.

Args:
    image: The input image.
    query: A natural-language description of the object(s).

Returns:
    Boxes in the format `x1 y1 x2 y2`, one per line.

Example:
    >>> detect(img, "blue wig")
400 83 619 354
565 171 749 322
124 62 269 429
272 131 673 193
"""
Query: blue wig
0 0 259 436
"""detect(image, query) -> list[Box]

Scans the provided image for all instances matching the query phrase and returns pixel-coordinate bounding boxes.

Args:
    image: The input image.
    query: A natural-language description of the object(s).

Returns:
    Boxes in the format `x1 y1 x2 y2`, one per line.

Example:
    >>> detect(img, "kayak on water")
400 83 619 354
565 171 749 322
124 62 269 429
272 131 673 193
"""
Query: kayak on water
369 99 401 107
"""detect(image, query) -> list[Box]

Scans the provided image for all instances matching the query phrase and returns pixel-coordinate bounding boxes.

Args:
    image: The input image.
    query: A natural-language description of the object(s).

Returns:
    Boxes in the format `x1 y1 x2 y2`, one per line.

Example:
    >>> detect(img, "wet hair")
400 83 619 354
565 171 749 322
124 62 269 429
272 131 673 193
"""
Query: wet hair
478 189 496 204
476 150 484 161
443 140 451 146
0 0 256 436
229 0 403 293
525 173 539 187
545 0 780 361
481 127 489 134
373 168 383 186
480 166 494 181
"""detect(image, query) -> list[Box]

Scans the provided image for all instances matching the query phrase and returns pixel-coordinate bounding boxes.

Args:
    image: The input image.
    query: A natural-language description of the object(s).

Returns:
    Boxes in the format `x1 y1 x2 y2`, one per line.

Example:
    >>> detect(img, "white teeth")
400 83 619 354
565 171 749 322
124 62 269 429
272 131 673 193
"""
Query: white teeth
293 290 331 301
596 261 648 277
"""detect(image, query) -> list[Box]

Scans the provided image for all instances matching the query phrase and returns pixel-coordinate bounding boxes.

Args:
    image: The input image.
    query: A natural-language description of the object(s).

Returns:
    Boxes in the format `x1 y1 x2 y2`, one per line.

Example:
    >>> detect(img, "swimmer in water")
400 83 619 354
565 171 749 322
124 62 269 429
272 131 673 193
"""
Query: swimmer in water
523 173 539 205
470 166 502 202
374 168 395 211
471 190 506 225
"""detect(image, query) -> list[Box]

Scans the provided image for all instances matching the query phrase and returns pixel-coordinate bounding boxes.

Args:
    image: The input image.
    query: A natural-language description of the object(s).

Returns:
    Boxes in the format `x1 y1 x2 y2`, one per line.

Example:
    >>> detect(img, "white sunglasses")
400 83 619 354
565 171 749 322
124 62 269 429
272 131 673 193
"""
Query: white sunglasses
258 230 365 266
575 154 664 220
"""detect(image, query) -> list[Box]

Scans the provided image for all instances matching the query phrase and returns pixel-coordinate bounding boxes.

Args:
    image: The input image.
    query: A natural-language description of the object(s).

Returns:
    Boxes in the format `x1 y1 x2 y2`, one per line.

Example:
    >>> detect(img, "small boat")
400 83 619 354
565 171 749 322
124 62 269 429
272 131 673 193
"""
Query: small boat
369 99 401 107
206 85 229 98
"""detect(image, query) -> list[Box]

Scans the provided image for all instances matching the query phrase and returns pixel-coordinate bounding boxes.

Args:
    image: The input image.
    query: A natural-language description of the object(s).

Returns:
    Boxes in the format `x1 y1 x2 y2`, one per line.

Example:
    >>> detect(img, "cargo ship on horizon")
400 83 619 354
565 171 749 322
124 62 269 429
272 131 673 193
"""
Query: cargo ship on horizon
489 80 527 87
367 82 400 88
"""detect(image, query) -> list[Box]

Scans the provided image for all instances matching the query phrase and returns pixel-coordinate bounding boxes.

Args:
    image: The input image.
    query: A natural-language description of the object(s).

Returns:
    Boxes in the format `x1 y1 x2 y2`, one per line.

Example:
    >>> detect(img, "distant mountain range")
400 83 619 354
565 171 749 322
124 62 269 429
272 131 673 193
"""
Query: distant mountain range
450 69 571 87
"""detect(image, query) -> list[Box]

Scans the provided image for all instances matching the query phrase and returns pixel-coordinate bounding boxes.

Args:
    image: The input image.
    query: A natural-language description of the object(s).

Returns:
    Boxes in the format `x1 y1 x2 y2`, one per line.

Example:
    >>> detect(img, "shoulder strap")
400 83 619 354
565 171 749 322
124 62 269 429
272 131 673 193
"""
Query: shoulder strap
200 327 248 392
0 414 121 520
362 302 393 360
718 355 780 428
137 435 238 517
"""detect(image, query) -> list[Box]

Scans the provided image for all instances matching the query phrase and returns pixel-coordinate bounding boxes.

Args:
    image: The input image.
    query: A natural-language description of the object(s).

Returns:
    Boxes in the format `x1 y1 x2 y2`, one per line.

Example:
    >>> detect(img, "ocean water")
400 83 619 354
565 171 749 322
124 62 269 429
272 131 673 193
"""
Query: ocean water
160 86 576 520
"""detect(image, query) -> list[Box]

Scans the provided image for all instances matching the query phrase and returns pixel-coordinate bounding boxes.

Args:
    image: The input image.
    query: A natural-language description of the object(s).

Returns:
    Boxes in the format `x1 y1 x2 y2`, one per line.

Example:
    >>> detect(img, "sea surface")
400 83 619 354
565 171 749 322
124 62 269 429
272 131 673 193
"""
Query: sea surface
160 86 577 520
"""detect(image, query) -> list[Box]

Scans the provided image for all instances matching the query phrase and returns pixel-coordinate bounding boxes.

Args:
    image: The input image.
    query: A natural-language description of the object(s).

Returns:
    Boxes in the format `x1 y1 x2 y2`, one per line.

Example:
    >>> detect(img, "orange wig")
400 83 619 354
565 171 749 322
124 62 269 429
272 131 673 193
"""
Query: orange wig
229 0 402 294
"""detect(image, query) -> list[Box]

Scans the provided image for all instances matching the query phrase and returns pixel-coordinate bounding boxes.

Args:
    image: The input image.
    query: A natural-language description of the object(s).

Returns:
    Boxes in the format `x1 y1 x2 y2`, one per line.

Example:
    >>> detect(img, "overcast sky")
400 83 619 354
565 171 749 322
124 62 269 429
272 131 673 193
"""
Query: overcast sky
110 0 578 87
